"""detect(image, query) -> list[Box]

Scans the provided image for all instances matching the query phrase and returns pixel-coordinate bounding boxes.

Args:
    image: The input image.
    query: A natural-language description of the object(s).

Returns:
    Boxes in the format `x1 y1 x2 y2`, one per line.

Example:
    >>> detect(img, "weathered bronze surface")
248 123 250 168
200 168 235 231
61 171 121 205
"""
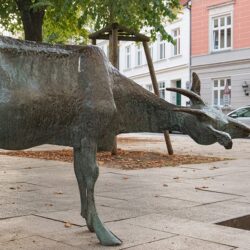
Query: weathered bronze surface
0 36 249 246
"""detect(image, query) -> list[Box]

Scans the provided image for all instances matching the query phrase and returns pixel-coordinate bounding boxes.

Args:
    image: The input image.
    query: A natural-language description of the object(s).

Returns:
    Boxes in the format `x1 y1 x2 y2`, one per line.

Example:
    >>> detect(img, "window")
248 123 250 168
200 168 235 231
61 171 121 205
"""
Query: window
172 28 180 56
146 84 153 92
213 78 231 107
135 45 142 66
159 36 166 60
158 81 166 100
125 46 131 69
212 15 232 51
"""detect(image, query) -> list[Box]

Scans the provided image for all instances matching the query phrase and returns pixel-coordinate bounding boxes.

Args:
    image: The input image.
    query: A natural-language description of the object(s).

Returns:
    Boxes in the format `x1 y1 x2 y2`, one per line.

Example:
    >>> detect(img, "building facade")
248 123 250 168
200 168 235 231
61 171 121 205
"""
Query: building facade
98 5 191 106
191 0 250 110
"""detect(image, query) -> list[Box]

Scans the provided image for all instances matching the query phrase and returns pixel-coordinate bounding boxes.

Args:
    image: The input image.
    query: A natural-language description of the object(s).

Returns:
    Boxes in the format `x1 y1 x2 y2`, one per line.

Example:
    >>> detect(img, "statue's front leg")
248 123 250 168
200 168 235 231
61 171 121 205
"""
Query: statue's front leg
73 138 122 246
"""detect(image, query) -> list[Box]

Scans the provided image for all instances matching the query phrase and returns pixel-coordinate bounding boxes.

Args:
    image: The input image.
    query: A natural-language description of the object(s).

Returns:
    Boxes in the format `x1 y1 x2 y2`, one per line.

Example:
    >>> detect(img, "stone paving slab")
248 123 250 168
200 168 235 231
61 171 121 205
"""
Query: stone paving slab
156 183 238 204
126 235 236 250
110 195 199 214
35 205 147 227
0 134 249 249
234 196 250 204
124 214 250 249
168 200 250 223
39 221 176 250
0 235 80 250
182 169 250 197
0 215 79 243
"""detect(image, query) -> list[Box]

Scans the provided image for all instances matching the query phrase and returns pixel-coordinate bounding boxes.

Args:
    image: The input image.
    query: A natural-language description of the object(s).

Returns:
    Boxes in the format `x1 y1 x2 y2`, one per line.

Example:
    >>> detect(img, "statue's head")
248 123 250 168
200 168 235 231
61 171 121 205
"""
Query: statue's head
166 73 250 149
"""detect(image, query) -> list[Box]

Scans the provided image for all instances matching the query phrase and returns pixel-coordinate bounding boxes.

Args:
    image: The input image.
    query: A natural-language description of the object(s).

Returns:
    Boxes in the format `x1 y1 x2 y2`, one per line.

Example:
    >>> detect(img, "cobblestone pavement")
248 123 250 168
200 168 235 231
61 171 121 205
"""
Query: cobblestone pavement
0 133 249 249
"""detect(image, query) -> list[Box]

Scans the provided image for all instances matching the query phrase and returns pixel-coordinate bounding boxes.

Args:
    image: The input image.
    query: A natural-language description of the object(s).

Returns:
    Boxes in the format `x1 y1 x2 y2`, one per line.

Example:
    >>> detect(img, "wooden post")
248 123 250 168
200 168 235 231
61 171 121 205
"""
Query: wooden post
143 41 159 96
109 28 119 155
163 131 173 155
91 39 97 45
143 41 174 155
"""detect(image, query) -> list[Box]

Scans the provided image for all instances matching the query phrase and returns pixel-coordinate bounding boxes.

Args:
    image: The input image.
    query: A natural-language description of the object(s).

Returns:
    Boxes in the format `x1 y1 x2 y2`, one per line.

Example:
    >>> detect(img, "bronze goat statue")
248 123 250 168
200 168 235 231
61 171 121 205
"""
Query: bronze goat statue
0 36 249 246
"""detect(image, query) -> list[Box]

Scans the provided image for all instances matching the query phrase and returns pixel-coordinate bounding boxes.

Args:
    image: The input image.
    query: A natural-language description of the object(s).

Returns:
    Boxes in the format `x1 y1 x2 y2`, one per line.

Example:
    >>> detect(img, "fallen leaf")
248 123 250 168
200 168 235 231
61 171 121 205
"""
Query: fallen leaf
64 222 72 228
45 203 53 207
209 166 219 170
54 191 64 195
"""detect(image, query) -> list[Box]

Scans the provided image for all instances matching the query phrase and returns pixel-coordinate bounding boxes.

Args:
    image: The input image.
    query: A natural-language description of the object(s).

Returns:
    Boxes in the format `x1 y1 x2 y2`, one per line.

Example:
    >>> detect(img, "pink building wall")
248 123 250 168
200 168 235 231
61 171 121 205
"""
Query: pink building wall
192 0 250 56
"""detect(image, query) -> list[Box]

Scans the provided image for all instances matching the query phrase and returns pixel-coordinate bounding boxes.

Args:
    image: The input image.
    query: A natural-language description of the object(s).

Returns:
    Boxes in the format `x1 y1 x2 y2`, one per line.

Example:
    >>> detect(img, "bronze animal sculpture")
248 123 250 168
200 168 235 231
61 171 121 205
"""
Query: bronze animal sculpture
0 36 250 246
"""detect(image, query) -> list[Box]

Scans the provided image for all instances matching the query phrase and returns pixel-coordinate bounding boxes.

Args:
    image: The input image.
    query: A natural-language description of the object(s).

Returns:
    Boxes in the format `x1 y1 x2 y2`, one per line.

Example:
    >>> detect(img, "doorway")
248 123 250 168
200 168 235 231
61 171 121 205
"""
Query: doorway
176 80 181 106
170 80 182 106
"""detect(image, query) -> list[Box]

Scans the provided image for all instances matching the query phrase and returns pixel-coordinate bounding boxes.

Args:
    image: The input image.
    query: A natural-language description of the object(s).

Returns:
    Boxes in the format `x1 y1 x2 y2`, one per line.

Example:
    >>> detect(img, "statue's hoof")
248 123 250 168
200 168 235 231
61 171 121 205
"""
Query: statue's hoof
99 231 122 246
92 215 122 246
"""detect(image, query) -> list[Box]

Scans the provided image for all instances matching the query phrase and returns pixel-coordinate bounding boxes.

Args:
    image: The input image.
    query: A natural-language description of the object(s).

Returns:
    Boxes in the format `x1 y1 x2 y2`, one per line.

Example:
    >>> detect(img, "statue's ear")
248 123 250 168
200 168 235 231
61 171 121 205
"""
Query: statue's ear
191 72 201 96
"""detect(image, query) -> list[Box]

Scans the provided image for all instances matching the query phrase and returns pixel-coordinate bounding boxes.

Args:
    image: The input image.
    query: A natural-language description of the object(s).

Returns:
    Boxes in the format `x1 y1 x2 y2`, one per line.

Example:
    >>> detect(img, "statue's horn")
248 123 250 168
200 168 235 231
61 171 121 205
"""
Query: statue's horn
228 117 250 133
173 108 211 119
166 87 205 106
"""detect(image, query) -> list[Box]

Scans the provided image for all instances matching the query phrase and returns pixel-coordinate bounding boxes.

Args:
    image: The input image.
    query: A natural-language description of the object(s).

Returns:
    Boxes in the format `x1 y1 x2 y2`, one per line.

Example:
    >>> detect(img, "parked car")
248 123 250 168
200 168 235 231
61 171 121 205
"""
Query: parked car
227 106 250 127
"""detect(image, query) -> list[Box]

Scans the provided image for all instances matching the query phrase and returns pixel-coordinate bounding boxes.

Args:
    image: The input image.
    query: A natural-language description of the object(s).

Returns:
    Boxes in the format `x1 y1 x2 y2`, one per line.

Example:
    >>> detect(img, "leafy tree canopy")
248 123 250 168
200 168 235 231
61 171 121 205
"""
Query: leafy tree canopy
70 0 182 42
0 0 87 43
0 0 182 43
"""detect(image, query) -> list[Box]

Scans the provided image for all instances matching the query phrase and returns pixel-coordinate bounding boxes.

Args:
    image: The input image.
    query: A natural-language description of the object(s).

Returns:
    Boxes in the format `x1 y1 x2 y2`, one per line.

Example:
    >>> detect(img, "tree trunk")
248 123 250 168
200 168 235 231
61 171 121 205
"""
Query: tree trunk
16 0 45 42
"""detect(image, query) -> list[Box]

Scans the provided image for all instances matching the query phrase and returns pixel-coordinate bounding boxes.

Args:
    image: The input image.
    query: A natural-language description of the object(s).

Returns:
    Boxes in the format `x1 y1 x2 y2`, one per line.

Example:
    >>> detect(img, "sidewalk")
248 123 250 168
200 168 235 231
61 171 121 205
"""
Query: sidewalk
0 133 249 249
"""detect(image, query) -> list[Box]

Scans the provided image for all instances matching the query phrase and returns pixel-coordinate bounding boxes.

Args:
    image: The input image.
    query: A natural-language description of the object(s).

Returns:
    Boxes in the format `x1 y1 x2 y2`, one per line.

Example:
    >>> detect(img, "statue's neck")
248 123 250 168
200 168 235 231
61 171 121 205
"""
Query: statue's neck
113 73 184 134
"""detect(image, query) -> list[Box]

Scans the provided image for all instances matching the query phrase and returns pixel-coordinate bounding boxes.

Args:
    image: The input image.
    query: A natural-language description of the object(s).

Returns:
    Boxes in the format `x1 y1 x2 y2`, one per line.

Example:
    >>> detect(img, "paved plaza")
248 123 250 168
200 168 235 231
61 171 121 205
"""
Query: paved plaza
0 134 249 249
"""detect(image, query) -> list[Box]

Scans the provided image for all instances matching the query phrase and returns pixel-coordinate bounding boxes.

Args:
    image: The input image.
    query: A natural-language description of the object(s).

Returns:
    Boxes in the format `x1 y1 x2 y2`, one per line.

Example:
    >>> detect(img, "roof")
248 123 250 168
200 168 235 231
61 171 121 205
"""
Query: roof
89 23 150 42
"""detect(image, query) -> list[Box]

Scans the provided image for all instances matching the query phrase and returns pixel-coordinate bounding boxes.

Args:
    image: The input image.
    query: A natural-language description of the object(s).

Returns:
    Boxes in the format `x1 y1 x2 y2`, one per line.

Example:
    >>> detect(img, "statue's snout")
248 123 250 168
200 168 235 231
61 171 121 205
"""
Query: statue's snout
224 140 233 149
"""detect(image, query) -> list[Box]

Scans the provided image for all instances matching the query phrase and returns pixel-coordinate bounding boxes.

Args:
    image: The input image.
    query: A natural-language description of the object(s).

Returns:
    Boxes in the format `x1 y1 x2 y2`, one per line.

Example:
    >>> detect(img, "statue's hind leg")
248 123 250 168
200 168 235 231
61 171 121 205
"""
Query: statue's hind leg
74 147 94 232
73 137 122 246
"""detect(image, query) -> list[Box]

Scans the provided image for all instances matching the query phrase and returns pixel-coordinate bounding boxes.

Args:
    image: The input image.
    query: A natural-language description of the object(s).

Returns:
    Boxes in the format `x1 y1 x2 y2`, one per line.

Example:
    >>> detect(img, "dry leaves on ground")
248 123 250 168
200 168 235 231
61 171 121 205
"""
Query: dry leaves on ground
0 149 228 170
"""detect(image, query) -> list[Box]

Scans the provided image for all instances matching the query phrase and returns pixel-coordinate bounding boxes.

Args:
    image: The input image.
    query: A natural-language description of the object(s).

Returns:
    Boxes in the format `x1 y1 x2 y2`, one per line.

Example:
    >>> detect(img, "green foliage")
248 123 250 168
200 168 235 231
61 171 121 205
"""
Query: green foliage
43 1 88 44
0 0 88 43
70 0 182 42
0 1 22 35
0 0 181 43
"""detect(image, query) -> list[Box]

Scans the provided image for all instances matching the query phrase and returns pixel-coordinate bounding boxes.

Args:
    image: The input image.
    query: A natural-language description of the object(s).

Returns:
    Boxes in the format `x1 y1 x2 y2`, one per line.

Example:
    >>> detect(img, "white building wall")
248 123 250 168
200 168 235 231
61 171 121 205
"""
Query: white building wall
0 27 13 37
97 7 191 107
192 50 250 109
0 24 19 38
